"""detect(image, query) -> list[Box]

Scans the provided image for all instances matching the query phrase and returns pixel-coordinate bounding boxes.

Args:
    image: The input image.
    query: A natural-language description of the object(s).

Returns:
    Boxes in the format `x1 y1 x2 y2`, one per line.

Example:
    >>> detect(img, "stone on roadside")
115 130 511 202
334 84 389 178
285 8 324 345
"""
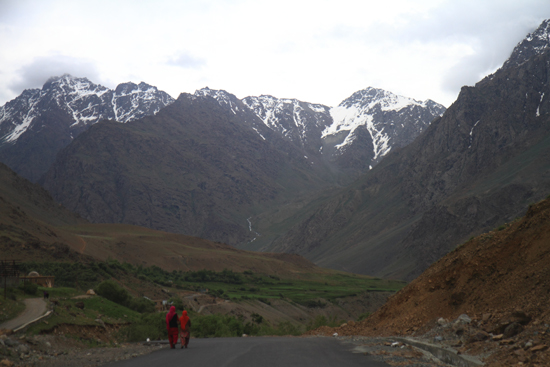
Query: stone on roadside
529 344 547 352
503 322 524 338
3 338 18 347
15 344 29 354
95 319 106 328
455 314 472 325
466 329 489 343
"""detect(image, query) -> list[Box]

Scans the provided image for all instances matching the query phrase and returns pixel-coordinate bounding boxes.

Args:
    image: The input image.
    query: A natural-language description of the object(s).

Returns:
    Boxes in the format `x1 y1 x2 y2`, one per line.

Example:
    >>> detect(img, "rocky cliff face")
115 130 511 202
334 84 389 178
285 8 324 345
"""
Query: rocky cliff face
0 75 174 181
269 19 550 281
205 87 445 180
38 83 444 246
39 92 327 245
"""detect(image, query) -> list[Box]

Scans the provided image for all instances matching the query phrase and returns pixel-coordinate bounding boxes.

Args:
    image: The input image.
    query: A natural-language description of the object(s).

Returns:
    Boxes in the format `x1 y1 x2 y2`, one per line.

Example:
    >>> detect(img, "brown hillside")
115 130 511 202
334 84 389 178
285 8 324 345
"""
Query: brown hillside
54 223 320 277
314 197 550 366
0 161 320 277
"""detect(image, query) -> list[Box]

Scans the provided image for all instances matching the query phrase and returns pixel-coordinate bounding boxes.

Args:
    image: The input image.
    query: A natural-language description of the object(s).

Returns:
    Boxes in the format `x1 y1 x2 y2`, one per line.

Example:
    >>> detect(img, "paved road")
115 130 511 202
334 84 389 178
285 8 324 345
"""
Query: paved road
0 298 47 331
106 336 389 367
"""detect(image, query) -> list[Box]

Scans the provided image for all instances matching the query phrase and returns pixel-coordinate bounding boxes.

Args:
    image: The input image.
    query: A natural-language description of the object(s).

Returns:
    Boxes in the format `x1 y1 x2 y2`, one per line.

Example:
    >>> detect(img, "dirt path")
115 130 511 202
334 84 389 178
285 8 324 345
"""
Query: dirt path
0 298 47 330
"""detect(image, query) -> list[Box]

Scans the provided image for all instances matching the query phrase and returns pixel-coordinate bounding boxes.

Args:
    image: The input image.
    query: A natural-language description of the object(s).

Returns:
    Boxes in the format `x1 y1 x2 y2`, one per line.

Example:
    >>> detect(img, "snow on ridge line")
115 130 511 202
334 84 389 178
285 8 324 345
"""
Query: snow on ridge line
1 75 175 142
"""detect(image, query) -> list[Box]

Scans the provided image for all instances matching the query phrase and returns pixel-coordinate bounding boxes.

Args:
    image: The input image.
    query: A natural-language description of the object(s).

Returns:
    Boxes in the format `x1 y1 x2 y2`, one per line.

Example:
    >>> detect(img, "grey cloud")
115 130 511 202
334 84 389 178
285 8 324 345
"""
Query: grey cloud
8 54 101 95
393 0 550 92
167 51 206 69
325 0 550 97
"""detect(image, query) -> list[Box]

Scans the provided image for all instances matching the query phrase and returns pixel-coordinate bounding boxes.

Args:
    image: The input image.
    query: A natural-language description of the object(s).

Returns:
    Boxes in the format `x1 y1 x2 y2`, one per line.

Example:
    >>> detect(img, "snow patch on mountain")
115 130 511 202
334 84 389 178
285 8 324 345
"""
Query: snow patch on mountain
502 19 550 70
322 87 442 159
0 75 174 144
243 95 331 142
195 87 240 115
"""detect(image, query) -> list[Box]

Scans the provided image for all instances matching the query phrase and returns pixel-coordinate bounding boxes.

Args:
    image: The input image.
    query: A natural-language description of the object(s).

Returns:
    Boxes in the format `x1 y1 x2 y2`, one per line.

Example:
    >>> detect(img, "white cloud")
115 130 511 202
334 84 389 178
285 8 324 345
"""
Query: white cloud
0 0 550 107
8 54 101 94
167 51 207 69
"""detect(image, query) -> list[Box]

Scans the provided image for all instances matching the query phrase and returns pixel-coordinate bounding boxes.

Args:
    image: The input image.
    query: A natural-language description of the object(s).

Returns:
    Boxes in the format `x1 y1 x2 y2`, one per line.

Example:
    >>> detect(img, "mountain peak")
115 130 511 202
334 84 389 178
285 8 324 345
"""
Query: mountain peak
502 19 550 70
340 87 434 111
194 87 242 114
0 76 175 181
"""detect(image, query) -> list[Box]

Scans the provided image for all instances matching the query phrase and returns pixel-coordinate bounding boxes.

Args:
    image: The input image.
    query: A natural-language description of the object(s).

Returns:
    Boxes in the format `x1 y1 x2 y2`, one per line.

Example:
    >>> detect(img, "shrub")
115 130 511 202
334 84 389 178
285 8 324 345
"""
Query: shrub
122 313 166 342
192 314 244 338
251 313 263 324
306 315 341 331
302 300 326 308
95 280 131 307
272 321 302 336
168 297 184 311
19 282 38 295
128 297 156 313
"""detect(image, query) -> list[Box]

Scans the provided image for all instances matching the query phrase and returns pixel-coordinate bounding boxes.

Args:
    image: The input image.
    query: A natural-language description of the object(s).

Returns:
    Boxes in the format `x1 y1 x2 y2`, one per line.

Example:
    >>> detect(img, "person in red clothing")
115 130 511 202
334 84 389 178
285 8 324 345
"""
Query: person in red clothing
179 310 191 349
166 306 178 349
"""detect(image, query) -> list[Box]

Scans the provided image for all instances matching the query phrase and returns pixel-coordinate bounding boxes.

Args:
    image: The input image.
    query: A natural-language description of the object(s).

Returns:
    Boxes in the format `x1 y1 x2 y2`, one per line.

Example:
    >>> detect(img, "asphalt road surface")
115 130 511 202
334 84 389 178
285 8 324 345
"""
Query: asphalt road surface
106 336 390 367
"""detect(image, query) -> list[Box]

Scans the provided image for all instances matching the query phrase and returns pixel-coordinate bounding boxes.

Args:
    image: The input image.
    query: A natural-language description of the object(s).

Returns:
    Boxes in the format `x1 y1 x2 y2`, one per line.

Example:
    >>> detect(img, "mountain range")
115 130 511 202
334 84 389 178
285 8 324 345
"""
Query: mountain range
0 75 175 182
0 161 322 277
260 19 550 280
3 19 548 283
0 75 445 185
0 73 444 247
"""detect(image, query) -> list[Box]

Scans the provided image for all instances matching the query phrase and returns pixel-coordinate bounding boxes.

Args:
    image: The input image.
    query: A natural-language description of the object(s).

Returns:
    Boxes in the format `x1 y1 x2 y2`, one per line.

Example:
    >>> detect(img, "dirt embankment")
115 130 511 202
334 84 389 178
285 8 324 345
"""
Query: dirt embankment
178 290 391 327
309 198 550 366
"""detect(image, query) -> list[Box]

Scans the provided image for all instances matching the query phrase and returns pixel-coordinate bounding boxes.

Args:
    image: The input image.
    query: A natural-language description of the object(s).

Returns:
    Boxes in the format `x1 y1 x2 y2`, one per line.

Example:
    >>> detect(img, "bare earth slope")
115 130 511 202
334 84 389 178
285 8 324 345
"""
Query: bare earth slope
313 197 550 366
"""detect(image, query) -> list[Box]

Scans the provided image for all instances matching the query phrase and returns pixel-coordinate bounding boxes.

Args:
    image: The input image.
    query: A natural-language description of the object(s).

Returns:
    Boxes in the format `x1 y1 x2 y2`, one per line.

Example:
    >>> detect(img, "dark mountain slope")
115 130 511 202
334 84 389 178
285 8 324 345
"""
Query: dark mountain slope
270 26 550 280
0 162 83 228
0 162 326 278
0 75 174 182
40 93 328 245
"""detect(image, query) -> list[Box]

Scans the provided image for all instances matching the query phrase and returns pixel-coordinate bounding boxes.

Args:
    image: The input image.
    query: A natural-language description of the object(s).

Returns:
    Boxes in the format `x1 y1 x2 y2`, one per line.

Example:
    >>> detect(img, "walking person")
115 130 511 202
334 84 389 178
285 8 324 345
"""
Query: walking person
179 310 191 349
166 306 179 349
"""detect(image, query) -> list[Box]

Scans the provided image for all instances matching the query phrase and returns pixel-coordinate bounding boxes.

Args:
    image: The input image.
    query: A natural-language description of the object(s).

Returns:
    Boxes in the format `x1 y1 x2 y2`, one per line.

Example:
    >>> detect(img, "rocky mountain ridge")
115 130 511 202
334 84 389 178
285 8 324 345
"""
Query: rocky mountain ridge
0 74 444 184
201 86 446 177
264 19 550 281
0 75 175 181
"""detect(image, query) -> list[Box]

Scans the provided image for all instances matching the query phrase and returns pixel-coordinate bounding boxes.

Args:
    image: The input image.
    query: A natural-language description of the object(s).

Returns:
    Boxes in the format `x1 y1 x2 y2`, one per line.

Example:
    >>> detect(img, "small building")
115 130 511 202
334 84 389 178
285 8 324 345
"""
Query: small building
20 271 55 288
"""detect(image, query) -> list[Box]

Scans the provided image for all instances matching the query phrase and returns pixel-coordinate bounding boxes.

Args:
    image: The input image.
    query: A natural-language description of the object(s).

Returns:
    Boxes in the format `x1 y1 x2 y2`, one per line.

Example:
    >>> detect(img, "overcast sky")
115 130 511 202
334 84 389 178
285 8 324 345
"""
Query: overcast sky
1 0 550 108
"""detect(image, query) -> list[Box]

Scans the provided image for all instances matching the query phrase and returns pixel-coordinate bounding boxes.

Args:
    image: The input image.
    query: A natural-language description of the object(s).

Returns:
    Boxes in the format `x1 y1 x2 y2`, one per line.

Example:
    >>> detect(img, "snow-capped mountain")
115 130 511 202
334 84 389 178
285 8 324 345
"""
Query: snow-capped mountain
0 75 174 143
0 74 174 181
502 19 550 70
324 88 446 164
243 95 332 150
198 86 445 176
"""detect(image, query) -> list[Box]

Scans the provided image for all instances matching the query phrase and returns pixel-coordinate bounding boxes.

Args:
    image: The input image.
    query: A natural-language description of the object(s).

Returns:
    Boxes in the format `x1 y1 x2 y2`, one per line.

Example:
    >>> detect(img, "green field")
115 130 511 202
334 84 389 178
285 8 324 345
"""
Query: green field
179 270 405 305
19 260 405 307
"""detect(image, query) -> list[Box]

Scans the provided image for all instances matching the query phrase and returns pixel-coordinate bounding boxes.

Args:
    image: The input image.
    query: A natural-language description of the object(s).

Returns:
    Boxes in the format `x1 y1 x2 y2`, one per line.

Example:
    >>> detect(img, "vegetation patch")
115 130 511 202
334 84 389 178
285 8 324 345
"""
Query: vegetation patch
19 260 405 306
